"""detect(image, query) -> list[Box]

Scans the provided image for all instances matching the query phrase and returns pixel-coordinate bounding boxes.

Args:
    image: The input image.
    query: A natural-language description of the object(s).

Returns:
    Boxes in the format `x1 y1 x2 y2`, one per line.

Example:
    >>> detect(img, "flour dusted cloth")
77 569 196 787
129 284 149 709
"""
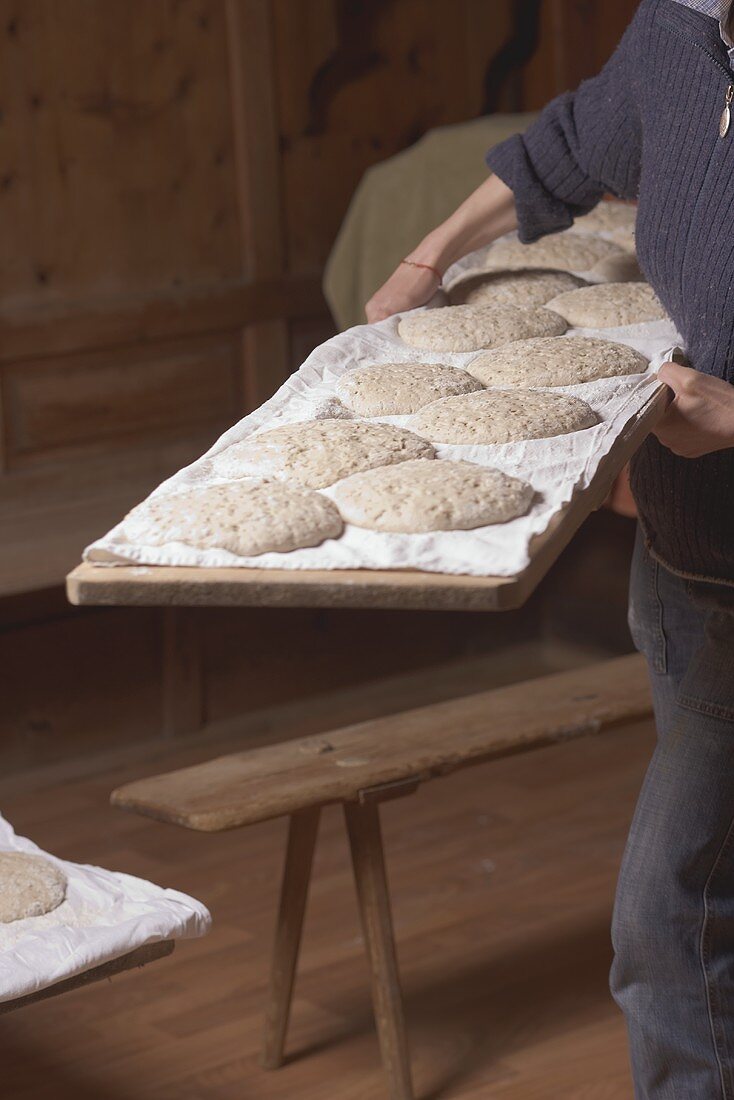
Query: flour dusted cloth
85 241 681 580
0 814 210 1004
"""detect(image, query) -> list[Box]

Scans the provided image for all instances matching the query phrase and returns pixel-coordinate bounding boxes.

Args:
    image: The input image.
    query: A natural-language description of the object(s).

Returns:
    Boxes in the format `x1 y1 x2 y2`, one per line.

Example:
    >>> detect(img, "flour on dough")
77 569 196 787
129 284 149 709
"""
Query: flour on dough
484 234 626 275
331 459 533 532
212 419 435 489
571 201 637 240
546 282 666 328
120 481 344 556
335 362 483 416
448 268 584 308
467 336 648 389
397 303 566 353
410 388 598 445
0 852 67 923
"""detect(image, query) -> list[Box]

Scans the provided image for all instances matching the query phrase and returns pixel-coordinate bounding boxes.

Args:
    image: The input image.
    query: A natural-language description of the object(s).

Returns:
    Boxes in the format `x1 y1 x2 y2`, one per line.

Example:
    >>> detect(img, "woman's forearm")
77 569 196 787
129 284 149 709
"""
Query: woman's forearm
364 174 518 323
405 174 518 275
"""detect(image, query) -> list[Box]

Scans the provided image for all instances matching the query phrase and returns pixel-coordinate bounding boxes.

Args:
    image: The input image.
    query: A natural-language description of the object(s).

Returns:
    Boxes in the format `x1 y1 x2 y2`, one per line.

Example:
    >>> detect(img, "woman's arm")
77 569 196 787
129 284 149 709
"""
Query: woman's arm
365 174 516 323
366 1 649 324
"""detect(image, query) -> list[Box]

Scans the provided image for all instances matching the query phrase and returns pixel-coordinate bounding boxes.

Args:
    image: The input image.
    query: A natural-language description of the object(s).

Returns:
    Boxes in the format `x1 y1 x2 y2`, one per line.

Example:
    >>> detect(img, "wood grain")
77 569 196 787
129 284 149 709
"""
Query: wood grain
345 800 414 1100
110 654 651 831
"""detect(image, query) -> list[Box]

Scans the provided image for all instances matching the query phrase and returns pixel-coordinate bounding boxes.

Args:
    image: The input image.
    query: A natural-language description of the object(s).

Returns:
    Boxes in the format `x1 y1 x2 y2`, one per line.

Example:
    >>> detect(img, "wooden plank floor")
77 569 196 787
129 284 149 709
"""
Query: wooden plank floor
0 689 652 1098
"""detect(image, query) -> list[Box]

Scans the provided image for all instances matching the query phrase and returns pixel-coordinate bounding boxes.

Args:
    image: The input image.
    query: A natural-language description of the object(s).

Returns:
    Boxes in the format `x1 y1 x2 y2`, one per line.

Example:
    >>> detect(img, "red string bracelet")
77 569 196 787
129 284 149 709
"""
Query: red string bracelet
400 258 443 285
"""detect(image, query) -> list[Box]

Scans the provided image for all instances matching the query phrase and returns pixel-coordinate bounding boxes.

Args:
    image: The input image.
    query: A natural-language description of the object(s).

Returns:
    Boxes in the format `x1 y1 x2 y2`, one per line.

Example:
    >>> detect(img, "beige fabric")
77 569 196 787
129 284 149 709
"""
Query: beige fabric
411 389 597 445
468 336 649 389
334 362 482 416
0 852 67 923
213 420 435 489
331 459 533 532
323 114 539 331
121 482 344 556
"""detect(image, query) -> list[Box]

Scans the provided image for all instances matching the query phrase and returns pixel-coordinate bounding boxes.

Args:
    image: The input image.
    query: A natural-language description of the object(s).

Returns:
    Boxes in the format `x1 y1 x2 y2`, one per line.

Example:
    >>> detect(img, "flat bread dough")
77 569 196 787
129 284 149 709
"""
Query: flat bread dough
334 362 483 416
447 268 585 308
397 303 567 353
467 336 649 389
571 202 637 239
212 420 434 489
484 234 626 275
120 481 344 555
0 852 67 923
410 389 598 445
547 282 665 328
331 459 533 532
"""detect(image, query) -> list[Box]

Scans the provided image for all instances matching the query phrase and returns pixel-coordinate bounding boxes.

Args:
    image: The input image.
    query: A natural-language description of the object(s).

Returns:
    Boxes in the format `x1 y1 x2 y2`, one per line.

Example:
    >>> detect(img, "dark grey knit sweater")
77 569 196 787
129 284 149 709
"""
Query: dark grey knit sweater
486 0 734 584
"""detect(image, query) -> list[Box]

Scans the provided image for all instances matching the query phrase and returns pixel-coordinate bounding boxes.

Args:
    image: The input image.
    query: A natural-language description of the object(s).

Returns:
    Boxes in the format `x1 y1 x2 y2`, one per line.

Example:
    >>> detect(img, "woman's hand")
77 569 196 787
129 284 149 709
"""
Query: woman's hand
365 263 441 324
654 361 734 458
364 174 517 324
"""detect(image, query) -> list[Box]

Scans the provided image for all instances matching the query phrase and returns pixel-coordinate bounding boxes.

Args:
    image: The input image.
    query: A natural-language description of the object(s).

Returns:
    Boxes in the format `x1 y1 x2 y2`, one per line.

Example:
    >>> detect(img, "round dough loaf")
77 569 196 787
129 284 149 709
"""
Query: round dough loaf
484 234 626 274
212 420 434 489
331 459 533 532
546 282 665 328
410 389 598 445
448 269 585 307
120 481 344 555
467 336 648 389
334 362 483 416
397 303 566 353
0 852 67 923
572 202 637 238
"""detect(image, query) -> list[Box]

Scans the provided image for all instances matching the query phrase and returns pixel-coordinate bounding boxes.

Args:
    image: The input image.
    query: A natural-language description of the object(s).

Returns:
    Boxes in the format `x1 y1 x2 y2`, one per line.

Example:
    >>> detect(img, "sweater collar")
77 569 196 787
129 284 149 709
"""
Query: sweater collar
666 0 732 58
671 0 733 42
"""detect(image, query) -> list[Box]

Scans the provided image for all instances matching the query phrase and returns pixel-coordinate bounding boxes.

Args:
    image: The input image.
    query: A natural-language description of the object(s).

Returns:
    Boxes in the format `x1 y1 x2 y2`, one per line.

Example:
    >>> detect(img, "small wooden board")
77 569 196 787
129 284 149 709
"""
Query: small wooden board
67 384 669 614
0 940 175 1015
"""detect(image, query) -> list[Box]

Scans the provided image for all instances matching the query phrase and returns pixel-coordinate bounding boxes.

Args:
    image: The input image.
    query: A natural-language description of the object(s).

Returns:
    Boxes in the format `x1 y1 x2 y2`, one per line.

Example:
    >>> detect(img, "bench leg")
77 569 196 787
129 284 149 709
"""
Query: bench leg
261 806 321 1069
344 799 414 1100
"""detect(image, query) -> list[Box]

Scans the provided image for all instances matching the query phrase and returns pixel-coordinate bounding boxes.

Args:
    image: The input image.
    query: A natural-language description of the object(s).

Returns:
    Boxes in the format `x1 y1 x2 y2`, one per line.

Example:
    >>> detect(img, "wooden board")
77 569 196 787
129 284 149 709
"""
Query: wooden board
111 654 651 831
0 940 175 1016
67 383 669 613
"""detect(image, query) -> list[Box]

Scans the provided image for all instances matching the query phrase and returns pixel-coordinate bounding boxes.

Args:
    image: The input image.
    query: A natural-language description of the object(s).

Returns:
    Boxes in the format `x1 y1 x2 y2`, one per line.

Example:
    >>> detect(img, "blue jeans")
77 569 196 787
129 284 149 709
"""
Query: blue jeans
611 528 734 1099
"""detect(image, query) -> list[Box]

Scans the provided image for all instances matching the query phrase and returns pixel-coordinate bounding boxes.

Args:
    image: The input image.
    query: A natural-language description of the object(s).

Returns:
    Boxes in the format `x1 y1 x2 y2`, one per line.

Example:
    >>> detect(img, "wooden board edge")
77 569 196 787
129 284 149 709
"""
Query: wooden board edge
0 940 175 1015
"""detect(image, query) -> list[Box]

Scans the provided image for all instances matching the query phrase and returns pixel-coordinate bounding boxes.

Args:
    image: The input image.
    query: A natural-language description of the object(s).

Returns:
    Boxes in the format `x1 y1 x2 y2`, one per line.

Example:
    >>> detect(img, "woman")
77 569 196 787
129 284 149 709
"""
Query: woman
367 3 734 1097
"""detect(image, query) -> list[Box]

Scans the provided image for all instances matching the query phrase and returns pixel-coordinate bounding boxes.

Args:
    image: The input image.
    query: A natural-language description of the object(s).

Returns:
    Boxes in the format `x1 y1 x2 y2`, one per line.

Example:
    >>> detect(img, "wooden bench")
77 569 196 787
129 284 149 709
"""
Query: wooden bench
111 652 651 1100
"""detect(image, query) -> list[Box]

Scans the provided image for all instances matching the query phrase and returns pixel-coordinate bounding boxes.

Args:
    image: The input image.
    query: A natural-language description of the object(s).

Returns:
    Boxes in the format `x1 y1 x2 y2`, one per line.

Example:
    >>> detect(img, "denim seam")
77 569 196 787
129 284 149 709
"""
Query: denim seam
678 694 734 722
700 813 734 1100
650 555 667 675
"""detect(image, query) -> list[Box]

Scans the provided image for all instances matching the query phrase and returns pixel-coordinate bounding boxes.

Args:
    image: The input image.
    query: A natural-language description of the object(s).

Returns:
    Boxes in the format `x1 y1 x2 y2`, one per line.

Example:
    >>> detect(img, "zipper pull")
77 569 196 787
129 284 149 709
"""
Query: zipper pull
720 84 733 137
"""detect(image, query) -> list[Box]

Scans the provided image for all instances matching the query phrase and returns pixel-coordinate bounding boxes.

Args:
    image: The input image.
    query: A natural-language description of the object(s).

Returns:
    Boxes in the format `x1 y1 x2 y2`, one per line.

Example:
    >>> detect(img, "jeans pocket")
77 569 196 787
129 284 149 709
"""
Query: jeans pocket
677 587 734 721
628 532 667 675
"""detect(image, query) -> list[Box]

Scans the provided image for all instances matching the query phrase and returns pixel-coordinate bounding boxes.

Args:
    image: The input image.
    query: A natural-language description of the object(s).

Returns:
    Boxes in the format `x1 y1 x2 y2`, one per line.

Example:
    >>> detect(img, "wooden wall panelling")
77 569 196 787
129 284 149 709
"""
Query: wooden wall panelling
3 334 242 468
0 0 243 309
521 0 641 109
225 0 293 408
271 0 515 273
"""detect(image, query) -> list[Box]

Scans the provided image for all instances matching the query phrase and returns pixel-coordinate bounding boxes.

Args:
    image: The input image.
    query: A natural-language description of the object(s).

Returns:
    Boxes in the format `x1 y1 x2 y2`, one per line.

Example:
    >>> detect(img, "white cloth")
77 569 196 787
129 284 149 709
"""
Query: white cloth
0 813 211 1004
85 236 683 581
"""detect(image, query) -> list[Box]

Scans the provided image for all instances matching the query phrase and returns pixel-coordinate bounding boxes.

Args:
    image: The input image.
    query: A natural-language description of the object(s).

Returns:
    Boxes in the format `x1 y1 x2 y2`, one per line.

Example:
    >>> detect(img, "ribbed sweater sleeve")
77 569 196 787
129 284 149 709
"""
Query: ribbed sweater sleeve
486 4 647 242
